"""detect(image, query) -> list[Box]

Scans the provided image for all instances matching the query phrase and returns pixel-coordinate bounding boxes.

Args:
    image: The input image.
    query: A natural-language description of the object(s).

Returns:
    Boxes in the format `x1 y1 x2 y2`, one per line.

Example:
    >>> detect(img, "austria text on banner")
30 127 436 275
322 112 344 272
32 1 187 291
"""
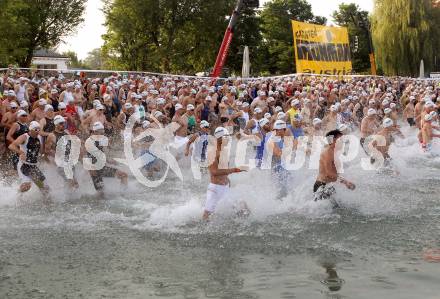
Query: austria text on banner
291 20 353 76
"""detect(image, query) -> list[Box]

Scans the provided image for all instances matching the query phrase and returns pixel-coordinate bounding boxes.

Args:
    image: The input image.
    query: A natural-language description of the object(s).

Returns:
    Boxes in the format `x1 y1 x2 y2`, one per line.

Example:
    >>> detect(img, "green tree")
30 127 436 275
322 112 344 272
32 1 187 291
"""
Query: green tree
227 6 264 76
332 3 371 73
0 0 28 66
84 48 107 70
102 0 236 73
371 0 440 76
63 51 89 69
259 0 326 74
0 0 86 67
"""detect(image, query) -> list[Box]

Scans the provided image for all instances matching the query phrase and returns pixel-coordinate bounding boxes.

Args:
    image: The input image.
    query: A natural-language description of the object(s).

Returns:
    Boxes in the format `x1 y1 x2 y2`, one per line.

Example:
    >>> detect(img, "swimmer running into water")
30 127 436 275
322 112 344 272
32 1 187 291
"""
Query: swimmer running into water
203 127 247 221
314 129 355 204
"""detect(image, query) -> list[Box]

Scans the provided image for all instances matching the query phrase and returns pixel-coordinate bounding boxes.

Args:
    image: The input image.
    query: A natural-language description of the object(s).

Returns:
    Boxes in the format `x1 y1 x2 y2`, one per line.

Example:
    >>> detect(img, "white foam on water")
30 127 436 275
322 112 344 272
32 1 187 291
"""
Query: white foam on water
2 129 439 234
0 181 22 207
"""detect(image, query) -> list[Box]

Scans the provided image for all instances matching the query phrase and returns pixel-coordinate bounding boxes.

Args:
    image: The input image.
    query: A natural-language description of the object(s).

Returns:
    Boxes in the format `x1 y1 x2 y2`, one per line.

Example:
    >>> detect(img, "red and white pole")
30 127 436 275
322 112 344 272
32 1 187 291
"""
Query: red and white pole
210 0 245 79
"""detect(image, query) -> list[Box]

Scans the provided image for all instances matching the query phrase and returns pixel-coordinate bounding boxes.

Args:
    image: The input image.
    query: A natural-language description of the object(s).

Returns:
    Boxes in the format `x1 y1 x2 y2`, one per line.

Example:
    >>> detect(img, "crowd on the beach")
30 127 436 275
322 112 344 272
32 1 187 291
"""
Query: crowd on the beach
1 68 439 218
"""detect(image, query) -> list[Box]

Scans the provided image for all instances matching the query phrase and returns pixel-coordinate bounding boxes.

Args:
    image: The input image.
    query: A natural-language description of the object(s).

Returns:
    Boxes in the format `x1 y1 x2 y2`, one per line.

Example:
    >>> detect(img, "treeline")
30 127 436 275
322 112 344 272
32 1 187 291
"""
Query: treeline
99 0 328 75
1 0 440 77
372 0 440 77
0 0 86 67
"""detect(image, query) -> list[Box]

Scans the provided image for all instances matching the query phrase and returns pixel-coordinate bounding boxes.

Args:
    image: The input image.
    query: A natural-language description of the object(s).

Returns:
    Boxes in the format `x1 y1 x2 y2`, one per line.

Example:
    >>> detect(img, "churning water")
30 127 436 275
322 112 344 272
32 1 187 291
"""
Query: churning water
1 126 440 298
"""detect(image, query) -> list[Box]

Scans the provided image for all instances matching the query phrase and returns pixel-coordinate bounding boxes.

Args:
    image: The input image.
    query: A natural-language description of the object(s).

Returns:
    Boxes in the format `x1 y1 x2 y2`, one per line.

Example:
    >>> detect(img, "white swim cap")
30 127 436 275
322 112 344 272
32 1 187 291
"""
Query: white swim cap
44 104 54 112
425 101 435 108
368 108 377 116
142 120 151 128
187 104 195 111
273 120 287 130
277 112 286 120
258 118 270 127
384 108 392 114
254 107 263 114
124 103 133 109
291 99 300 107
175 103 184 111
92 121 104 131
29 121 41 131
58 102 67 109
17 110 28 117
264 112 271 119
214 127 229 139
200 120 210 128
54 115 65 125
153 111 163 118
383 118 393 128
312 118 322 126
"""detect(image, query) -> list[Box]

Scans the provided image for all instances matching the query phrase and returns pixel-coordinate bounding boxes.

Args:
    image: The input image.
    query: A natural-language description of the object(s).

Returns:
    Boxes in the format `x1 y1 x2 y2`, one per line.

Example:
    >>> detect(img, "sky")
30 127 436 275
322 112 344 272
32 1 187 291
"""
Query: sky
58 0 374 60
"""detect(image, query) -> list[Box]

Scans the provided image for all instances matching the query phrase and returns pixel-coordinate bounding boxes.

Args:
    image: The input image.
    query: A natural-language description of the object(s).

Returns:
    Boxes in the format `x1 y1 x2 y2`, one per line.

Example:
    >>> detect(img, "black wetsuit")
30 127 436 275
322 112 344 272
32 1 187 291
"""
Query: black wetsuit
87 139 117 191
43 117 55 133
11 122 29 169
19 134 45 183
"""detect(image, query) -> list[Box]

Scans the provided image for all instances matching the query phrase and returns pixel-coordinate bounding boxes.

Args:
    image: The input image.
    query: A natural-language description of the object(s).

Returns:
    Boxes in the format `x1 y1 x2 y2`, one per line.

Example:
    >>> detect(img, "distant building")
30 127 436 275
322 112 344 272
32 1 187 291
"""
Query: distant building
32 49 70 71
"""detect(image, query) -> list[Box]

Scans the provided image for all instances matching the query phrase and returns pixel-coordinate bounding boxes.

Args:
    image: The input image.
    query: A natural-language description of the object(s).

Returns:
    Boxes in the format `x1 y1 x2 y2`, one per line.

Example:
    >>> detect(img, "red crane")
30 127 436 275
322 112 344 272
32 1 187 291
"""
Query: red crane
210 0 258 79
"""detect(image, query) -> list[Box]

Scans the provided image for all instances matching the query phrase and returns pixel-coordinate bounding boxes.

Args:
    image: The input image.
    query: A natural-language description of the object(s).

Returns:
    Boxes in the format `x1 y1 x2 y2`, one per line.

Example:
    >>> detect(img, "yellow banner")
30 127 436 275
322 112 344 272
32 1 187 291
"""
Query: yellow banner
291 20 353 76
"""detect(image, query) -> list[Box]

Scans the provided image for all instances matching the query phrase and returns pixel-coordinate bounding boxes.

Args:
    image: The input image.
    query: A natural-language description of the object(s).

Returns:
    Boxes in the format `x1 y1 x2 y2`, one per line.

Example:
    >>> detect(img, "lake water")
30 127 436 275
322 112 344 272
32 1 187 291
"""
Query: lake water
0 128 439 298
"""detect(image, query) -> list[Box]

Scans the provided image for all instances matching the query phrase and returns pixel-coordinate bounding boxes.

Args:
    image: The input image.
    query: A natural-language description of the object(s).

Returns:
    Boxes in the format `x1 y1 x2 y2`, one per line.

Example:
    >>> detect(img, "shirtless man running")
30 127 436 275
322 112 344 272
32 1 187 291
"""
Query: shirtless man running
203 127 246 220
370 118 395 166
360 108 379 152
314 130 355 203
421 113 440 153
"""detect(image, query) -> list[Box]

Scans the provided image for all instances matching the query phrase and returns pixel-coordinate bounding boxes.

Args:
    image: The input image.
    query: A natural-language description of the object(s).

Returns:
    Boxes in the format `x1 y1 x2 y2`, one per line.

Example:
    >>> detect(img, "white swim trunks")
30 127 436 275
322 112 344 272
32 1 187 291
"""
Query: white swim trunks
204 183 230 213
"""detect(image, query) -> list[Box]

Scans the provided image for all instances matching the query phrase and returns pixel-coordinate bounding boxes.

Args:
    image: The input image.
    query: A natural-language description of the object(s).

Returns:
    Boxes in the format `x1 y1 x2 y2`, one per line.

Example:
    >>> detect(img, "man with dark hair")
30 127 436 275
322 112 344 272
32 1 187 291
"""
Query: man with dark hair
314 129 355 203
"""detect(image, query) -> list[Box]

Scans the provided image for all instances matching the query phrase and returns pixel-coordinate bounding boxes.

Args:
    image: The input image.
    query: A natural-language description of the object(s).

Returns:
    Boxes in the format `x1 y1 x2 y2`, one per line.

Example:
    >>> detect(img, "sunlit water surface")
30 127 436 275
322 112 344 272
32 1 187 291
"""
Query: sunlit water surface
1 127 440 298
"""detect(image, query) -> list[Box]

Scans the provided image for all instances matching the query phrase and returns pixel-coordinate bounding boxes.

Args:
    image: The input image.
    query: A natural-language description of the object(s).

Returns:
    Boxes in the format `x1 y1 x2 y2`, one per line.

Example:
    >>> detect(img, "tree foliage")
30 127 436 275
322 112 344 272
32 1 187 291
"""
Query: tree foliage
102 0 326 75
84 48 107 70
102 0 237 73
0 0 30 66
332 3 371 73
63 51 89 69
259 0 326 74
224 7 264 75
0 0 86 67
371 0 440 76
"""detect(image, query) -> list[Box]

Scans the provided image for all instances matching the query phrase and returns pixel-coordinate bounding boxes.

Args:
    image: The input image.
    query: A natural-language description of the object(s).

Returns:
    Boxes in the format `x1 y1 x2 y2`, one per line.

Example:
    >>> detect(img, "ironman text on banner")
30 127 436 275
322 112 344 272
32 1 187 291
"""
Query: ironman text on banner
291 20 353 76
